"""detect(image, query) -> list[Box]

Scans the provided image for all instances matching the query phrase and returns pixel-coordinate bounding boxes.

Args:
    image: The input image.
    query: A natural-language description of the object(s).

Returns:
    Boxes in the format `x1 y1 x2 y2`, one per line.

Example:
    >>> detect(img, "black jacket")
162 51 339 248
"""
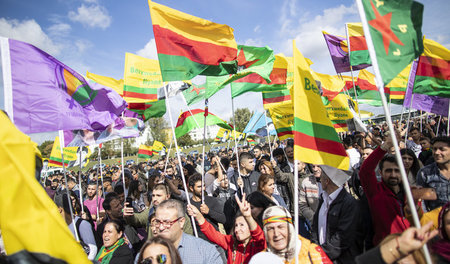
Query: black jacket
312 188 361 264
230 170 260 199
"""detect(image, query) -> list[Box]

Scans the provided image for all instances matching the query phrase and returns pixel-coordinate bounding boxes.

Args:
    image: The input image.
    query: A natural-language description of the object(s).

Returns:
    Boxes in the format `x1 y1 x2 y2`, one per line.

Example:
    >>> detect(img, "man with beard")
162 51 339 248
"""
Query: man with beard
359 132 410 245
45 178 59 200
83 181 105 224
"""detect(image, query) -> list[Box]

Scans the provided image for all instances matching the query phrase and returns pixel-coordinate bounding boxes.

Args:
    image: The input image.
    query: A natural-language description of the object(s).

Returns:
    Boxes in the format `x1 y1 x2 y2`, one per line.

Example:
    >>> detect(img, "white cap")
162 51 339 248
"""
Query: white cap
320 165 351 187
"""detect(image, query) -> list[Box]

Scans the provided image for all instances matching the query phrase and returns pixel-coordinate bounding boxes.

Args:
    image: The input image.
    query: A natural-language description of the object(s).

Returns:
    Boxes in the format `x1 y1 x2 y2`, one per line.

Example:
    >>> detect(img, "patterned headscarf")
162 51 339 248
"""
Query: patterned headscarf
262 206 297 261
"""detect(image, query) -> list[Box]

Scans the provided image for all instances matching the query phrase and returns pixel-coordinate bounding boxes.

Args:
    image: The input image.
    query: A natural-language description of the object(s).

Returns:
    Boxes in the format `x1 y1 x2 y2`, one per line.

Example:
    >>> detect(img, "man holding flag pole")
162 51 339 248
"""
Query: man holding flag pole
355 0 433 263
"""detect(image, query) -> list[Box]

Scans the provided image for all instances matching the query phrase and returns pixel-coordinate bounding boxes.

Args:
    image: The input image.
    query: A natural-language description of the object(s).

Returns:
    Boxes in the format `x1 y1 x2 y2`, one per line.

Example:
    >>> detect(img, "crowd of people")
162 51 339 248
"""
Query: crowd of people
20 116 450 263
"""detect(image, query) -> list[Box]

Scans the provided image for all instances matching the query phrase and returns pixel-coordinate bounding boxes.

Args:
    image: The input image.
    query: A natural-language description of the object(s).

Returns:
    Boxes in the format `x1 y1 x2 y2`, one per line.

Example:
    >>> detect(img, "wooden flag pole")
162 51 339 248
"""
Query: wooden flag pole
58 130 80 242
345 23 362 120
356 1 432 263
164 85 199 237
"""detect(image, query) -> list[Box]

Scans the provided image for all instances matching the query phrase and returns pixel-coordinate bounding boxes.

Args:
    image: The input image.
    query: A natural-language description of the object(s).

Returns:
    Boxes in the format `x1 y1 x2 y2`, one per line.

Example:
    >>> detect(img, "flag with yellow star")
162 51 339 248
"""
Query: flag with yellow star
360 0 423 85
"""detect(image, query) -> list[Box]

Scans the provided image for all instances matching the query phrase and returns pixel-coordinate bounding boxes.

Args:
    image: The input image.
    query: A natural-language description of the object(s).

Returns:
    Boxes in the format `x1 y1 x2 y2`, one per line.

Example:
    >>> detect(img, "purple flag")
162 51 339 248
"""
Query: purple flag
1 37 127 134
322 32 370 73
404 60 449 116
63 115 145 147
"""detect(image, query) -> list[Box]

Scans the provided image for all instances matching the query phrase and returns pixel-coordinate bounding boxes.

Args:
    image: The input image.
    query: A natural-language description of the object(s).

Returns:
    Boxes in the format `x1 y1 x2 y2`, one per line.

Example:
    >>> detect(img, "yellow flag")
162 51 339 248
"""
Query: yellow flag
86 71 124 96
152 140 165 152
293 41 349 170
123 52 162 103
0 112 90 264
48 136 91 168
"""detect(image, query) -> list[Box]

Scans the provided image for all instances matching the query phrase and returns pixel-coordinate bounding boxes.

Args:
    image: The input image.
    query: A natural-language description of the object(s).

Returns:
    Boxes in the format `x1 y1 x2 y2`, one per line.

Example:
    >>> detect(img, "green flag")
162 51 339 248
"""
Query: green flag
182 79 207 106
361 0 423 85
142 99 166 121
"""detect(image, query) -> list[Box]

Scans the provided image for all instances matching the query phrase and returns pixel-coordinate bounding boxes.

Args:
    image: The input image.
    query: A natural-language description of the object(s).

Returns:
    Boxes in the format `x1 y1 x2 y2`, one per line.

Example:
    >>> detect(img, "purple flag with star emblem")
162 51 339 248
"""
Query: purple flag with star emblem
1 37 127 134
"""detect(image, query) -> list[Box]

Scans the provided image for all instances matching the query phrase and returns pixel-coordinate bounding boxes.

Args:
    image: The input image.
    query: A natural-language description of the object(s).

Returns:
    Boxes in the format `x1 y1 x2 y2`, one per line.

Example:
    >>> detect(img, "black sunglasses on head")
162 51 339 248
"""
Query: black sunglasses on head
141 254 167 264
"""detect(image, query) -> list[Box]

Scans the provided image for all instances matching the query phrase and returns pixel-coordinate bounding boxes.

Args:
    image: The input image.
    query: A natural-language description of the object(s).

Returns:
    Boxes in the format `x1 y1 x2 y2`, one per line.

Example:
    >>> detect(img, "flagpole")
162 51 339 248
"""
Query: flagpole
356 1 432 263
180 93 227 173
231 94 243 194
447 104 450 135
264 110 273 160
345 23 362 120
95 160 100 224
420 110 423 133
294 160 299 264
405 94 415 145
164 84 198 238
164 137 173 173
436 115 442 136
201 99 208 204
99 145 105 199
77 148 84 215
58 130 80 242
120 137 126 196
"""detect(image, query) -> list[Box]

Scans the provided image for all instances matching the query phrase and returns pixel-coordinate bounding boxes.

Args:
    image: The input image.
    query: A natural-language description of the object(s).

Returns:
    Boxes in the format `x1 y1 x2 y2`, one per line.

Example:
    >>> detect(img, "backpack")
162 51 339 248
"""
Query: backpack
75 218 91 255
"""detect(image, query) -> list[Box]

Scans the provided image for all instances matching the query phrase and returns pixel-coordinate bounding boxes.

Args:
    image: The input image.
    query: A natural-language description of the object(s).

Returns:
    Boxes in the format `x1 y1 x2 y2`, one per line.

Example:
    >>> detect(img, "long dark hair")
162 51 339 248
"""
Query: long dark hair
400 148 421 177
137 236 182 264
128 180 141 200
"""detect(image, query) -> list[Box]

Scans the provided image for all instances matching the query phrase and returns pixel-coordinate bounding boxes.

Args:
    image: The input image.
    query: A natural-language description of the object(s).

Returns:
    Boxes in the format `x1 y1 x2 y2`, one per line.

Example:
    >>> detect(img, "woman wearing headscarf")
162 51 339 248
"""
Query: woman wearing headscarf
431 202 450 263
252 205 332 264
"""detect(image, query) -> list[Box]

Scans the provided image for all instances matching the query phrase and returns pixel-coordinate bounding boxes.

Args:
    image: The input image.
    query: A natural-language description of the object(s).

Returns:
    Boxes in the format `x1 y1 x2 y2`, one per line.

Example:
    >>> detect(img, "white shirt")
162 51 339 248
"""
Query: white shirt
318 186 343 245
346 148 361 169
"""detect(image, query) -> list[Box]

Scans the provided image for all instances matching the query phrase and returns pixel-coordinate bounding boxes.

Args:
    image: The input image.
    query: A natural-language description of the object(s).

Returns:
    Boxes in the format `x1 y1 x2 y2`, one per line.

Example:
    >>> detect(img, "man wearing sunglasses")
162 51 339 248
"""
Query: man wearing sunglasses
154 199 222 264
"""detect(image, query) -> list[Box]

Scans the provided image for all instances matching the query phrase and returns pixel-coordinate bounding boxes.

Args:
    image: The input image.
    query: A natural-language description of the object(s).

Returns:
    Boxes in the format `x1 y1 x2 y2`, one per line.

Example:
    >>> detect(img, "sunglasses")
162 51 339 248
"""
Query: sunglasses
141 254 167 264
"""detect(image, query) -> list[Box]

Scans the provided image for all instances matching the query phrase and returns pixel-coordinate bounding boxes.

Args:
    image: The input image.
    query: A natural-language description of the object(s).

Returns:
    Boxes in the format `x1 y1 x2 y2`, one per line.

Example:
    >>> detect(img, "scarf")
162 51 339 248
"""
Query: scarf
95 237 125 264
262 206 297 261
431 202 450 262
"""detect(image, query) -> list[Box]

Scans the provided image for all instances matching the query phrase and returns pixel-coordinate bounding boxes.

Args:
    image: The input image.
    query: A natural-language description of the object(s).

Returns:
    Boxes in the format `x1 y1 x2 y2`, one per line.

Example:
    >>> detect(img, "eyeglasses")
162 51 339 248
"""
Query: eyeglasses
152 217 182 229
141 254 167 264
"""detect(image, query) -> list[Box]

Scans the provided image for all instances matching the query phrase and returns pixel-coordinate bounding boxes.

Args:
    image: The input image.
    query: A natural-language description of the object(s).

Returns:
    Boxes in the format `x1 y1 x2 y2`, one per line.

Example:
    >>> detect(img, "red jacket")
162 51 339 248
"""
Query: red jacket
359 147 410 245
200 219 266 264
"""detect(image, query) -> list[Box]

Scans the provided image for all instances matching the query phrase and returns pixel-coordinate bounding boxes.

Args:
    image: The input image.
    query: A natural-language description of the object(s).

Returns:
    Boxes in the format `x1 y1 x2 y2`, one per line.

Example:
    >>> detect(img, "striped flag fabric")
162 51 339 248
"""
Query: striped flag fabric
412 38 450 98
175 109 232 138
267 103 294 140
347 22 372 67
247 138 256 145
385 62 412 104
138 145 154 159
152 141 165 152
149 0 238 82
293 41 349 170
214 128 230 142
86 71 124 96
48 136 82 167
322 31 370 73
262 89 291 109
231 53 286 98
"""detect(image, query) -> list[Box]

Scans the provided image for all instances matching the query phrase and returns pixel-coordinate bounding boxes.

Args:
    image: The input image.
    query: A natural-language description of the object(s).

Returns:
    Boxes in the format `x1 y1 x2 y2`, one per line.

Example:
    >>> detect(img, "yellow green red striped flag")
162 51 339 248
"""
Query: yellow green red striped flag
347 22 372 67
138 145 154 159
149 0 238 82
123 52 162 103
293 41 349 170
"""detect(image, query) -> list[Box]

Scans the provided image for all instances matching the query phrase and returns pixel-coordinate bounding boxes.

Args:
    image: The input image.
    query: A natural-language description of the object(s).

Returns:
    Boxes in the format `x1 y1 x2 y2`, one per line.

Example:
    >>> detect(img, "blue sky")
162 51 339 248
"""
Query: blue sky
1 0 449 143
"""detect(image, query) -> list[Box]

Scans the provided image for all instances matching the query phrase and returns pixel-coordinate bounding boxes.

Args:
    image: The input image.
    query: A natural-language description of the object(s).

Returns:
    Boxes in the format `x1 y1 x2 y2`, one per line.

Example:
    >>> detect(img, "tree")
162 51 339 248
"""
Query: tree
38 140 54 157
228 108 253 132
147 117 168 145
102 140 115 159
123 138 136 156
177 133 194 147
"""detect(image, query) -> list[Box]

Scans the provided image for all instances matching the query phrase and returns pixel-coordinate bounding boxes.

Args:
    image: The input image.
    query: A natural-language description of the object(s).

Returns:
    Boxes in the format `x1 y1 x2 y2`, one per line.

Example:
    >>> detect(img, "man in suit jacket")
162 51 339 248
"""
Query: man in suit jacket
312 165 361 264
